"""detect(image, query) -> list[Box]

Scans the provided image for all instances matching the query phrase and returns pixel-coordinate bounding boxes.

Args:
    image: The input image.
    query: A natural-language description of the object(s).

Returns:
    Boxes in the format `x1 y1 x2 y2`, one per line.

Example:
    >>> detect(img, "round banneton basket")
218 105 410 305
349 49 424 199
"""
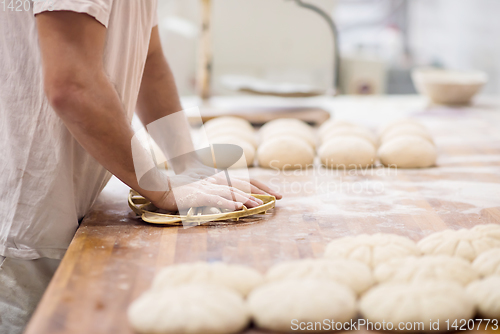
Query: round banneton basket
128 189 276 226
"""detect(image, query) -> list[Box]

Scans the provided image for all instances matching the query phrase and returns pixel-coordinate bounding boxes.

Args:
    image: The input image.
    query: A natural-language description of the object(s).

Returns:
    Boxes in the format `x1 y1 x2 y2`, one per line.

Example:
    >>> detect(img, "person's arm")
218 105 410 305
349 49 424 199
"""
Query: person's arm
136 28 283 199
36 12 260 211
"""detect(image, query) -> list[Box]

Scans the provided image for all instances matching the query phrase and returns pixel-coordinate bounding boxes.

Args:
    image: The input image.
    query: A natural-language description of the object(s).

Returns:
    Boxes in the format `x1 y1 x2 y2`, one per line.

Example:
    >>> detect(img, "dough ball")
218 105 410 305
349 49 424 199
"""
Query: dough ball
360 281 475 332
417 229 500 261
472 248 500 277
261 127 317 149
265 258 373 295
248 279 356 333
259 118 314 139
207 128 258 148
378 135 437 168
128 283 249 334
319 136 376 169
466 276 500 319
374 255 478 286
322 126 376 146
203 116 254 133
318 119 356 139
209 135 255 168
152 262 264 297
136 132 168 169
379 119 426 136
257 136 314 170
324 233 420 268
380 125 434 145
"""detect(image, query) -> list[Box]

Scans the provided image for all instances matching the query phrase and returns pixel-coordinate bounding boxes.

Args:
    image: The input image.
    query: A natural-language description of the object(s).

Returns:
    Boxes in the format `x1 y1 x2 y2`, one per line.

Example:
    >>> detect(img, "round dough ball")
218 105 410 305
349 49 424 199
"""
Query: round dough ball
360 281 475 332
207 128 258 148
261 127 317 149
418 229 500 261
466 276 500 319
318 119 356 139
128 283 249 334
152 262 264 297
248 279 356 333
204 116 254 133
380 125 434 145
319 136 376 169
259 118 314 138
378 135 437 168
322 126 376 146
374 255 478 286
210 135 256 168
472 248 500 277
257 136 314 170
324 233 420 268
265 258 373 295
379 119 426 137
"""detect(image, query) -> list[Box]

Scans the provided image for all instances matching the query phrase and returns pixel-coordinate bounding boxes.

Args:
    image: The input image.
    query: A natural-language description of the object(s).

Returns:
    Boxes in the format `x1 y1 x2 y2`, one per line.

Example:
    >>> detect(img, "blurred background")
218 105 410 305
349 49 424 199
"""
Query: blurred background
156 0 499 97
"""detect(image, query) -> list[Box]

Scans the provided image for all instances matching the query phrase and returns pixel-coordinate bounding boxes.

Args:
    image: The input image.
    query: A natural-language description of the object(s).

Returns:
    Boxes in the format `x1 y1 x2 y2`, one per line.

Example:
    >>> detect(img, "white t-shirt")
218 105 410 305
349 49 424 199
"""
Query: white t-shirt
0 0 158 260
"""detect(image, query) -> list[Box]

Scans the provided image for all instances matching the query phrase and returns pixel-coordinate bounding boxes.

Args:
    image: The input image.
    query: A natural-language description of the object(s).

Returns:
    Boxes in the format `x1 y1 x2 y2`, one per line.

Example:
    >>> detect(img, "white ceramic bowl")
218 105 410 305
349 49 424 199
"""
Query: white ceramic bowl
412 68 488 105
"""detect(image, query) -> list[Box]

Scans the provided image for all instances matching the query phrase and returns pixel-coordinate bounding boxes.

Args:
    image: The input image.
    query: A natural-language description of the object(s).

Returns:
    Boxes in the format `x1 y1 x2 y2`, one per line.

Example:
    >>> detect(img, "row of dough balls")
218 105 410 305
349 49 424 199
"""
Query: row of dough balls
128 260 361 334
325 225 500 329
202 116 317 169
128 224 500 334
318 118 438 169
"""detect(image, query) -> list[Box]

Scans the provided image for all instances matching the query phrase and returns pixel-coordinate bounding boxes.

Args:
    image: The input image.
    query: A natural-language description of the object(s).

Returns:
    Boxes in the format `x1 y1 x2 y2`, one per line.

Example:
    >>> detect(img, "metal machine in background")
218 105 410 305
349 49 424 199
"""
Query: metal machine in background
197 0 340 99
195 0 340 125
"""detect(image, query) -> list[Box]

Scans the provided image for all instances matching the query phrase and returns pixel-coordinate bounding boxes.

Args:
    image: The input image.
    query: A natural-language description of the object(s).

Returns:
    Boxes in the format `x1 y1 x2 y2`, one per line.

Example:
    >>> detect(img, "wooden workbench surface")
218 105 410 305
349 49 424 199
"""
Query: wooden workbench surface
25 96 500 334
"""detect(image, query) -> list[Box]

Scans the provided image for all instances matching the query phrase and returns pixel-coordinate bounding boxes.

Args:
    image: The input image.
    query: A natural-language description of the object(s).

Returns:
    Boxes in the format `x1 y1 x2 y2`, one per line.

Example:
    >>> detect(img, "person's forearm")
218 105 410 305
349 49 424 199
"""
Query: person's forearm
136 47 183 125
135 43 201 174
46 69 166 203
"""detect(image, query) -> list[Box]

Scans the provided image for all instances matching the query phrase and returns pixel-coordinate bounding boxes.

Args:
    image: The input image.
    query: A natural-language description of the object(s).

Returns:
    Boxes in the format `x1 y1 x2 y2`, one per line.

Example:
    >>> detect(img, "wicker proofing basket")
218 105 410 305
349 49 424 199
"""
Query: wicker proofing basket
128 189 276 226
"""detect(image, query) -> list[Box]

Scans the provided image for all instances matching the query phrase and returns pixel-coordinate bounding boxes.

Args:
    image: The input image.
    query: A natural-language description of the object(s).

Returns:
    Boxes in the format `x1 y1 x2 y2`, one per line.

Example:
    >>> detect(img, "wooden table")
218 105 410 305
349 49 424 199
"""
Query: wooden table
25 96 500 334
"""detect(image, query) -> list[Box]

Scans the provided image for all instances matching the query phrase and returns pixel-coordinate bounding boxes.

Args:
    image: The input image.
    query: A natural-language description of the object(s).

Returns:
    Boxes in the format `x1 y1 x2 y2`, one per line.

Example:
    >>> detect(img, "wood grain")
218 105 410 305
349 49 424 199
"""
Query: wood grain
25 100 500 334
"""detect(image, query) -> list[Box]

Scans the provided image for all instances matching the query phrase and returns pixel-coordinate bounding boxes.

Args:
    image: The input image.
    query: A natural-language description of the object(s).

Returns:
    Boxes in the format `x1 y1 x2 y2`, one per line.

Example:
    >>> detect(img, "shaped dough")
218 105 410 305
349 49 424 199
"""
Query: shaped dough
209 135 255 168
374 255 478 286
319 136 376 169
417 229 500 261
152 262 263 297
207 128 258 148
378 135 437 168
257 136 314 170
261 127 317 148
259 118 313 138
322 126 376 146
128 283 249 334
324 233 420 268
380 125 434 144
204 116 254 133
248 279 356 333
318 119 356 139
472 248 500 277
265 258 373 295
471 223 500 240
379 119 426 136
360 281 475 332
466 276 500 319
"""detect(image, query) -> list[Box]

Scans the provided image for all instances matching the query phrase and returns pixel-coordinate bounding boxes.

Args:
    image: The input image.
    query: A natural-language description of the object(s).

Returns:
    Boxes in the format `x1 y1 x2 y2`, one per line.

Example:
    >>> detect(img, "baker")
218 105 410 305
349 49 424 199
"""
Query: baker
0 1 281 333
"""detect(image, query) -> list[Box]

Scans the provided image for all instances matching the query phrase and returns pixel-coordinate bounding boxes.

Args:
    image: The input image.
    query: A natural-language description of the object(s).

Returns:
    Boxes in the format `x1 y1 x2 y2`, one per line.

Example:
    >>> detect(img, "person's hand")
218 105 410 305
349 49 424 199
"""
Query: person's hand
175 161 283 200
148 176 264 212
207 172 283 200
